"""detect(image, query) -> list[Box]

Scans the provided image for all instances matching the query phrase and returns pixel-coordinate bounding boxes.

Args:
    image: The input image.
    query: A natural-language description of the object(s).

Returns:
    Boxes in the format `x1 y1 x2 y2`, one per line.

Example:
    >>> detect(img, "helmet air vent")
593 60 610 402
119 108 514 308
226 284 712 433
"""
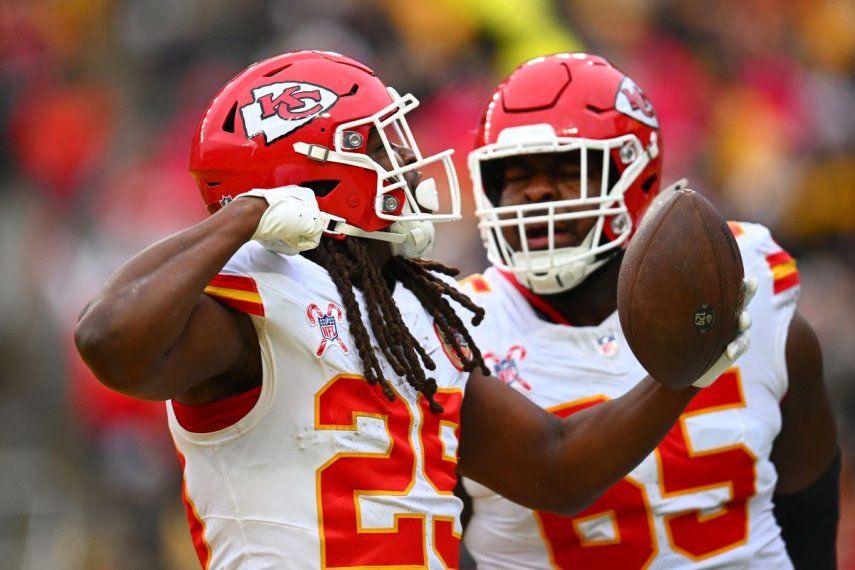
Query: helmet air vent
222 102 238 133
341 83 360 97
262 63 292 77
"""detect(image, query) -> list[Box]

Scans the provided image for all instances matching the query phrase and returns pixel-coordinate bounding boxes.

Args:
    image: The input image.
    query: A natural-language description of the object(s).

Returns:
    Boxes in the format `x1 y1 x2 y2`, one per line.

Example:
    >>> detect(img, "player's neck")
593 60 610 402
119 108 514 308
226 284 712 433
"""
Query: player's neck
539 256 620 327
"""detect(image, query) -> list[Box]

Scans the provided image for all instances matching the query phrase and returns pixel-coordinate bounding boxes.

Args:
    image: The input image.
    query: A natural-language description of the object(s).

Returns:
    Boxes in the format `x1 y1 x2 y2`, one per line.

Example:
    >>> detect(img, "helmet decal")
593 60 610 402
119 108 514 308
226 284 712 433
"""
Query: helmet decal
241 81 339 144
615 76 658 129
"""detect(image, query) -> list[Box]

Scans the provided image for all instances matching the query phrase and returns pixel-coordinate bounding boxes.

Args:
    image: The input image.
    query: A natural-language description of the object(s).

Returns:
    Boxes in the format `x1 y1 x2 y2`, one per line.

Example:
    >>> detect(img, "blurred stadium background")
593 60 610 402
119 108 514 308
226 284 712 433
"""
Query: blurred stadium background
1 0 853 568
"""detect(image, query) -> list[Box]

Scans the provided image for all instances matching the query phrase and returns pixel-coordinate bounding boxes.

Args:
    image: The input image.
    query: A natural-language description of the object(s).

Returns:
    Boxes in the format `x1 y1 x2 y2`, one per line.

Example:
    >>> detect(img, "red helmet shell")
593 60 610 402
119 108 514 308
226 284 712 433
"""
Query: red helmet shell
476 54 663 243
190 51 401 230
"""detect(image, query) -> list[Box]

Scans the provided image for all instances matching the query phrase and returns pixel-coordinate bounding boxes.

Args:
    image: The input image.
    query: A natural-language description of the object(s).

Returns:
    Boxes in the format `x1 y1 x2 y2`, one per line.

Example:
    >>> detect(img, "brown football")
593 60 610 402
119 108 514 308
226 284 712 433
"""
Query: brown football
617 189 744 389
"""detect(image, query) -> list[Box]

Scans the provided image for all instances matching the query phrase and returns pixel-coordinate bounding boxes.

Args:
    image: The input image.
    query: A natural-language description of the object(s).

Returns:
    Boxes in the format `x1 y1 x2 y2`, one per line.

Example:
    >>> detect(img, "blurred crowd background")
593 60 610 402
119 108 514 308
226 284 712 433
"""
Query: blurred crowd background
1 0 853 568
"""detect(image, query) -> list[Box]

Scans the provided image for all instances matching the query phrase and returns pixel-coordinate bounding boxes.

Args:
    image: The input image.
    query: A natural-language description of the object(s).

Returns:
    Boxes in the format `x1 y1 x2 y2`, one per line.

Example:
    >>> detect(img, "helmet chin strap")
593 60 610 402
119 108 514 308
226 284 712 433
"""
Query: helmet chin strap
327 218 435 258
323 179 438 258
328 219 404 243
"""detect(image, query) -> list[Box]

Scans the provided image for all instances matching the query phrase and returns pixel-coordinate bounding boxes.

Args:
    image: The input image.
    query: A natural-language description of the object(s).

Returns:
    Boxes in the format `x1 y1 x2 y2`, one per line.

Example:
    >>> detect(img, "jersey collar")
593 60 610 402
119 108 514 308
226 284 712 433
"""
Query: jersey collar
496 269 573 326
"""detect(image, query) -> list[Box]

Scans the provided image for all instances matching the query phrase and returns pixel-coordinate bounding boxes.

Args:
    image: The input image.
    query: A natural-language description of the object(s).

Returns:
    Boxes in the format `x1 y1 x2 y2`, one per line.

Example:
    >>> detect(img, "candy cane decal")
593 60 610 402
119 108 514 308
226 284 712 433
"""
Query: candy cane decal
307 302 349 357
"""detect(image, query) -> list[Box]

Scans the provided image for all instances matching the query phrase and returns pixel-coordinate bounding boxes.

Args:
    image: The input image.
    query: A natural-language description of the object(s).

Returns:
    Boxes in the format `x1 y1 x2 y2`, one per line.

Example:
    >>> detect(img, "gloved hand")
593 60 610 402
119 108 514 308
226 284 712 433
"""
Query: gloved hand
238 186 328 255
692 277 758 387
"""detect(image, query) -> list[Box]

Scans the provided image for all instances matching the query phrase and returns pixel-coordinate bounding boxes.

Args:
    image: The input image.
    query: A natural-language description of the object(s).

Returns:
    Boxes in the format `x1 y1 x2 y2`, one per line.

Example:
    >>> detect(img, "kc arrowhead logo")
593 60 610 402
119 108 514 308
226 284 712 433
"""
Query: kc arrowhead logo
241 81 339 144
615 76 658 129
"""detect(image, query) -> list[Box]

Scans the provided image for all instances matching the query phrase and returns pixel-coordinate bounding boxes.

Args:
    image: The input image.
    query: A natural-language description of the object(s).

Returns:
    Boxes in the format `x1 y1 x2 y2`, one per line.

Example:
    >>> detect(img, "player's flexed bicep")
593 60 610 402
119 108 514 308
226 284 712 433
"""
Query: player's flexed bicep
74 198 267 402
458 369 699 514
75 187 326 403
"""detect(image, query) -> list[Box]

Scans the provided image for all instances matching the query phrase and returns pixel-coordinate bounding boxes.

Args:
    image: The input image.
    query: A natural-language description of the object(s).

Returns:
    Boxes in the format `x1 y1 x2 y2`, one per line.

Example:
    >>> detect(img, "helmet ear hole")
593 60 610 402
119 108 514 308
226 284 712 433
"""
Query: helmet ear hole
302 179 340 197
641 174 658 193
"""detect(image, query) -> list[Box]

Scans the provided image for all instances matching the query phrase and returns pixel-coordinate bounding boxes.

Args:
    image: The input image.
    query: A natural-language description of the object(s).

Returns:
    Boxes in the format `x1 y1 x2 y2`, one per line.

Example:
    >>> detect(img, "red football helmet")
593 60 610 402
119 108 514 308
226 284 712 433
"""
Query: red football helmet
469 53 664 293
190 50 460 245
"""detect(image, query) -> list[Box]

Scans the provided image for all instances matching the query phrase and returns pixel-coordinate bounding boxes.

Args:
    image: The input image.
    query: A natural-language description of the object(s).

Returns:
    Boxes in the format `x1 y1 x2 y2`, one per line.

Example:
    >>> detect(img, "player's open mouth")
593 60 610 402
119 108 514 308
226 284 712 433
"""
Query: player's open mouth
525 224 575 250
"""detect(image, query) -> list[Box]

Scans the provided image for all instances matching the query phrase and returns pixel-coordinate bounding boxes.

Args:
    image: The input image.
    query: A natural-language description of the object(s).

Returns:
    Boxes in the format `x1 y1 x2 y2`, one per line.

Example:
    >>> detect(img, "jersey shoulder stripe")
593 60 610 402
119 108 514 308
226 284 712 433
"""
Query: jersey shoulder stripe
729 220 800 304
458 273 492 294
727 221 746 238
765 250 799 294
204 273 265 316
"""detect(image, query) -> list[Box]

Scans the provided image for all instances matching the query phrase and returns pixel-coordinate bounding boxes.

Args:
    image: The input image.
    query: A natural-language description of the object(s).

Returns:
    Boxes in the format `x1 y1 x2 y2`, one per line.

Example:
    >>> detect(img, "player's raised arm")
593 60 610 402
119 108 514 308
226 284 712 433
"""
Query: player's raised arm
75 187 326 403
459 369 702 514
74 197 267 401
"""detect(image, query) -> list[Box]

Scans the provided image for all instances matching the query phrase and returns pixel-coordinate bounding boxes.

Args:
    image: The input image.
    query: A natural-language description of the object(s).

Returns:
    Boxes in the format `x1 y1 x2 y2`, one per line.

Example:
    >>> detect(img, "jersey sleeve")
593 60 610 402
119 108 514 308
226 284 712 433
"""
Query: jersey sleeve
730 221 800 400
729 221 800 307
203 242 267 317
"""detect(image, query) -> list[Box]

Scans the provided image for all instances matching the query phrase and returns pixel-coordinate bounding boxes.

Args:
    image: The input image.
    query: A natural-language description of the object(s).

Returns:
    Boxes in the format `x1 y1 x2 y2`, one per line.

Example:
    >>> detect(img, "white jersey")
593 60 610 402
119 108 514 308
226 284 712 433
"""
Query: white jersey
461 222 799 569
168 243 470 569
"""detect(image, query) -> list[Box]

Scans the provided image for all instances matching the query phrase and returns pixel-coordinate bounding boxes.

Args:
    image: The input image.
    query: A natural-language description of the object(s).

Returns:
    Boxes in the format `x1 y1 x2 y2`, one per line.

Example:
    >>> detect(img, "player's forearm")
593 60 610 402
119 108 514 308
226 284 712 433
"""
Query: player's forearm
75 199 264 377
458 372 697 515
545 377 697 513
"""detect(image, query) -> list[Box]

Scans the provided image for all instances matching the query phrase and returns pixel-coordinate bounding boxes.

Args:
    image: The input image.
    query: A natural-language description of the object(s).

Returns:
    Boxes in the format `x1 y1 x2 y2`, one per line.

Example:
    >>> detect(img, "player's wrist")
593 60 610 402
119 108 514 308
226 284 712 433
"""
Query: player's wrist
223 196 268 240
650 376 701 395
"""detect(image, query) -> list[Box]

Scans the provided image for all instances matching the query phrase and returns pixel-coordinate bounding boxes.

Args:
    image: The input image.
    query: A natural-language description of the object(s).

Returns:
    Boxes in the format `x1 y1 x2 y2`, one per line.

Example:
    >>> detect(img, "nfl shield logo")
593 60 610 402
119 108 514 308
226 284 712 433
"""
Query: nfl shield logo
494 359 519 385
596 334 619 357
319 315 338 341
484 345 532 392
307 302 349 357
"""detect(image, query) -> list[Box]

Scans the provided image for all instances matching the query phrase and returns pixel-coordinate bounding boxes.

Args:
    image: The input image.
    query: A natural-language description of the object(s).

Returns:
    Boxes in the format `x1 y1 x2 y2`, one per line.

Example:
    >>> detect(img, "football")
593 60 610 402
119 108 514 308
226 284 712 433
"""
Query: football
617 188 744 389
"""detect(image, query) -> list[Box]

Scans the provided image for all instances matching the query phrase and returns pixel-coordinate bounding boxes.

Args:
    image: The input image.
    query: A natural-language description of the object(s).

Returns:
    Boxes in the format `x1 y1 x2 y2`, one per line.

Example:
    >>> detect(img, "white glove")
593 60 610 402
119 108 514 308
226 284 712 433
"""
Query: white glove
692 277 758 387
237 186 328 255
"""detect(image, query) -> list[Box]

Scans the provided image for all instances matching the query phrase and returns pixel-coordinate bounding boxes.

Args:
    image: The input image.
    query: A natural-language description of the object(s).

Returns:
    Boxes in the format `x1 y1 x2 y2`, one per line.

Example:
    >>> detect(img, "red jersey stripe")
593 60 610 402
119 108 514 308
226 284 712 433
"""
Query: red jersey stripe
172 386 262 433
765 250 794 267
175 448 212 569
459 274 492 293
727 221 745 238
773 271 800 294
765 250 799 294
204 274 265 316
497 269 572 326
204 291 265 317
209 273 260 292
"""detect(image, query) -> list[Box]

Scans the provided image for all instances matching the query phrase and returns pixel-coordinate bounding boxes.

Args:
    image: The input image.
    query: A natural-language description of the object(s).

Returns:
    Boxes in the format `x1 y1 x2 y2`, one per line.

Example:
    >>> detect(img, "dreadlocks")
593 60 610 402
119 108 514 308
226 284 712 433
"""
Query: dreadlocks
313 237 489 413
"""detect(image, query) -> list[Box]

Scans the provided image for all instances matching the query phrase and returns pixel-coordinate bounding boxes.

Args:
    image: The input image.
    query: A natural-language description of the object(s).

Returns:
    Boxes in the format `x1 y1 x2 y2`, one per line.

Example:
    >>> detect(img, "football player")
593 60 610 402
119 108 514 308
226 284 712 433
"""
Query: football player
460 53 839 569
75 51 752 569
